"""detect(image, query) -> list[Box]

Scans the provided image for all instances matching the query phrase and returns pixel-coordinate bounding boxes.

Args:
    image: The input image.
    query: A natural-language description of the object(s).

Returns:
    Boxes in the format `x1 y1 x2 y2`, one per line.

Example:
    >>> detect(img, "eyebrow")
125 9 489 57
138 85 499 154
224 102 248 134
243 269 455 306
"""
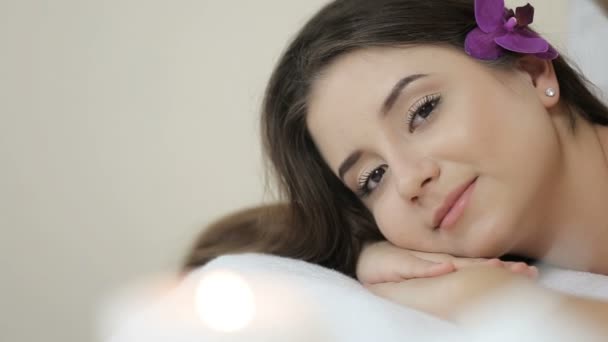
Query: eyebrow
338 150 362 181
338 73 428 181
381 73 429 116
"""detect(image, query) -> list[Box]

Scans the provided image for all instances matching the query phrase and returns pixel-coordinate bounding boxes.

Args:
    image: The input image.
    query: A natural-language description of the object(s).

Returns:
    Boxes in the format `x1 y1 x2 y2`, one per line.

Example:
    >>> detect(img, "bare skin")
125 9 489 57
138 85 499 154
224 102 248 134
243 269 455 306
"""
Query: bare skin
521 115 608 274
367 265 608 339
306 45 608 331
307 46 608 275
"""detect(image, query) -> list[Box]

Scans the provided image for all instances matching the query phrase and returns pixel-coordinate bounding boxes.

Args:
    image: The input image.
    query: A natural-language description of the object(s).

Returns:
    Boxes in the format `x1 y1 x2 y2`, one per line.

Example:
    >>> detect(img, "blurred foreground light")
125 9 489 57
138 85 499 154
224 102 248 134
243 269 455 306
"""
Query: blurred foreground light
195 270 256 333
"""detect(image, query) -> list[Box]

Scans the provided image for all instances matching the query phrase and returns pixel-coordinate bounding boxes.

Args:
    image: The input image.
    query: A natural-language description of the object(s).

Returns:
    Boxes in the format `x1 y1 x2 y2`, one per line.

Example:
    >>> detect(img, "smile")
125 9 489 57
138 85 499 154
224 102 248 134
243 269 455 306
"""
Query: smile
434 177 478 230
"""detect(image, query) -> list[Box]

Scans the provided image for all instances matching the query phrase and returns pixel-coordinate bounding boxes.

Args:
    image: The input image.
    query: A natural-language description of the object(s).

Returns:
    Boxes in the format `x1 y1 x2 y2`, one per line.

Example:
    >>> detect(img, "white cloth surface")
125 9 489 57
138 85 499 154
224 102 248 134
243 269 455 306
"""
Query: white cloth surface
538 262 608 300
102 253 608 342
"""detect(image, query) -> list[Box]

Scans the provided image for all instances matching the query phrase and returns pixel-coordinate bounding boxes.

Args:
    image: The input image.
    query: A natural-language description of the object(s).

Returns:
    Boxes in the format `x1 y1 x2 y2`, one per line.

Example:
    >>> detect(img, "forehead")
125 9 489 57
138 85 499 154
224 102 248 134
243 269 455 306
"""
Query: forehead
306 46 471 169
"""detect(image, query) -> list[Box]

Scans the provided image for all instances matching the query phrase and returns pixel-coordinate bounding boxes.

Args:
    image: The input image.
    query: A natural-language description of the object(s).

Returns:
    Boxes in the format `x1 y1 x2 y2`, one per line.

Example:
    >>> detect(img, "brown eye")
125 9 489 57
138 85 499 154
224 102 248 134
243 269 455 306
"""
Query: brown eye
368 168 385 187
407 94 441 132
357 165 388 198
418 101 437 119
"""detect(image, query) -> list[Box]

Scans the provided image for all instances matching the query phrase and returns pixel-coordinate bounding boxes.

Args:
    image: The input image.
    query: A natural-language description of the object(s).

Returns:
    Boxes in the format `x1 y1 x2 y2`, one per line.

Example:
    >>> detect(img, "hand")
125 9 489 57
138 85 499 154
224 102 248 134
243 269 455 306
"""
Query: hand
356 241 538 285
366 264 537 321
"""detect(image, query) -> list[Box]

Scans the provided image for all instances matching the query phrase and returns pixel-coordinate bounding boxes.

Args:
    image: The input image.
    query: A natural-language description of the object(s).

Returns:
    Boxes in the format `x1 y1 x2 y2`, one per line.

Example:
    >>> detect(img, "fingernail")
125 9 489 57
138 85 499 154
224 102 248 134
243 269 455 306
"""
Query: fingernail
529 266 539 277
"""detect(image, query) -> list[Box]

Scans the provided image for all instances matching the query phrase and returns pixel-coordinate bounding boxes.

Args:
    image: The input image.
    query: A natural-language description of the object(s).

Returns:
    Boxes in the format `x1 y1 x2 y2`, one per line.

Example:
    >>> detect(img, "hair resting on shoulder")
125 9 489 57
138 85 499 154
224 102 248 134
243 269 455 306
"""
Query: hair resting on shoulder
187 0 608 277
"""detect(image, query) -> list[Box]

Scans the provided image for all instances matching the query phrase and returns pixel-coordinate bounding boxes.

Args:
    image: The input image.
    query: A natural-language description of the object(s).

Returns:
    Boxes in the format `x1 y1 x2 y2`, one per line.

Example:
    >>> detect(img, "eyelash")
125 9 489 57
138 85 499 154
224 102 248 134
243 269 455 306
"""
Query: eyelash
357 171 371 194
406 93 442 133
355 93 442 198
356 165 388 198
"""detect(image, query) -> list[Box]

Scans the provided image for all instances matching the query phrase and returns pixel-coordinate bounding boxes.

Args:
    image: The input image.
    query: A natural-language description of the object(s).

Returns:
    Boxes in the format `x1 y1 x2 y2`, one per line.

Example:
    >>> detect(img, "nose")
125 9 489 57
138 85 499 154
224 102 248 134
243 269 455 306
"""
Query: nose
394 158 440 203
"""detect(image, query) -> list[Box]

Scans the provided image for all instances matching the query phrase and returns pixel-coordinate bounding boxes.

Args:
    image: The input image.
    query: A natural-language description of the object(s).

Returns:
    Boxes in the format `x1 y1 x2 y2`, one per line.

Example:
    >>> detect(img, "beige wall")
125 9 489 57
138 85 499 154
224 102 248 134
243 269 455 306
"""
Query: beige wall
506 0 568 49
0 1 565 341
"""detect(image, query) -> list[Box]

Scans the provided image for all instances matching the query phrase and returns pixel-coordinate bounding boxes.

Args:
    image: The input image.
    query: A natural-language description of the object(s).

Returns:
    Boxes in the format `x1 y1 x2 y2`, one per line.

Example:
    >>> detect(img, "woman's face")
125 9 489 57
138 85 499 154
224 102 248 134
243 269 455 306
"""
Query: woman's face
306 46 562 258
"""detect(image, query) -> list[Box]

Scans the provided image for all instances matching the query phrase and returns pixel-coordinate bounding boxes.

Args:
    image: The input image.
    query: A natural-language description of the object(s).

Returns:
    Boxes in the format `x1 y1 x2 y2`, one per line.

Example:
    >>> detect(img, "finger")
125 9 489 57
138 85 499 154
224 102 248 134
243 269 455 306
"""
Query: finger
409 251 454 263
410 251 489 269
529 265 539 278
488 261 538 279
509 262 528 272
483 258 505 267
451 257 489 269
506 262 538 278
396 259 456 280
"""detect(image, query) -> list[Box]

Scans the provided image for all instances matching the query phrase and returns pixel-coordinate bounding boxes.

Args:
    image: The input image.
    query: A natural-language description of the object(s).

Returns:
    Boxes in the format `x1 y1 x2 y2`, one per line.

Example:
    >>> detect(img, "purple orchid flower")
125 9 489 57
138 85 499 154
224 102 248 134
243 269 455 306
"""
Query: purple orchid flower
464 0 558 60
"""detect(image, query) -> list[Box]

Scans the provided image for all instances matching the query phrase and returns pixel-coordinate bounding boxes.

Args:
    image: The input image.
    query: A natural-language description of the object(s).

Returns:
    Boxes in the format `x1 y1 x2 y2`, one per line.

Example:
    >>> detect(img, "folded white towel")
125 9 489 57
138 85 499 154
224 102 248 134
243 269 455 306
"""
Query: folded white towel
102 253 459 342
101 253 608 342
538 263 608 300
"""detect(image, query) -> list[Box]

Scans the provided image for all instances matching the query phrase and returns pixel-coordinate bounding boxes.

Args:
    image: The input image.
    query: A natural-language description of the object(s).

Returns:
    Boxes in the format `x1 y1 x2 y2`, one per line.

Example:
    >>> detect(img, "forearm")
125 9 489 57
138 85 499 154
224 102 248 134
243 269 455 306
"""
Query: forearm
453 279 608 341
553 292 608 332
368 266 608 338
456 278 608 340
452 267 608 324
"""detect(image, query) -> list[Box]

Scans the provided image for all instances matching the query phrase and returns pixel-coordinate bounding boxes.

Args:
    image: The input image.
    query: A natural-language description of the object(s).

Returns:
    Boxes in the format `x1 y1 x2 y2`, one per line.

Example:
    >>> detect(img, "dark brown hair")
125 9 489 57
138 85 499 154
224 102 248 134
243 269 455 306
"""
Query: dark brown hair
186 0 608 277
183 203 290 272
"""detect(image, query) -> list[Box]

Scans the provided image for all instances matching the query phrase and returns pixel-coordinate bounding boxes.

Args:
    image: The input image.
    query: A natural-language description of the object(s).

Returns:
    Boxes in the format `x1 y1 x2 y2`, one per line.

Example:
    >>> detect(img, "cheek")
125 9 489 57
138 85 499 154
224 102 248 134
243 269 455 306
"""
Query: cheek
371 192 426 249
475 98 560 182
461 102 561 251
449 90 556 173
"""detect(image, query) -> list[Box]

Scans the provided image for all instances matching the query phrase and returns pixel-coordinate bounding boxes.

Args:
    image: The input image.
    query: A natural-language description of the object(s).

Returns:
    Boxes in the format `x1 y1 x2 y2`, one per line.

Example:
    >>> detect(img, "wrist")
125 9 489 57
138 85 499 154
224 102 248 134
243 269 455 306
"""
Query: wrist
445 266 540 321
454 285 606 340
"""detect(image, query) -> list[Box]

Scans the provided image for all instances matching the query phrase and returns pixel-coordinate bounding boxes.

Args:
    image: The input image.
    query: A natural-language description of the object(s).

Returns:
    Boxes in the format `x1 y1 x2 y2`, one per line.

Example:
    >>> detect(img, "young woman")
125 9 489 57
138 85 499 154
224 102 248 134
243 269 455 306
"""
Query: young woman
188 0 608 328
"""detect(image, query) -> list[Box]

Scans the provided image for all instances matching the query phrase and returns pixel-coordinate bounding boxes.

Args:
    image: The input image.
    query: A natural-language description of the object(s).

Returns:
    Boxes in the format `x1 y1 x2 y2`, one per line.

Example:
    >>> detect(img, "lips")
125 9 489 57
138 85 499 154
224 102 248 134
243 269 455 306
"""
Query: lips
433 177 478 230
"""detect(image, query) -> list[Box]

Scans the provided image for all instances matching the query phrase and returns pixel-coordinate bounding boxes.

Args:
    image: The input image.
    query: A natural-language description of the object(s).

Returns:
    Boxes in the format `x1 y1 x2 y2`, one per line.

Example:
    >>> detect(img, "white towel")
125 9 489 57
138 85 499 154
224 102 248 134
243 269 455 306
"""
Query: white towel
100 253 608 342
538 263 608 300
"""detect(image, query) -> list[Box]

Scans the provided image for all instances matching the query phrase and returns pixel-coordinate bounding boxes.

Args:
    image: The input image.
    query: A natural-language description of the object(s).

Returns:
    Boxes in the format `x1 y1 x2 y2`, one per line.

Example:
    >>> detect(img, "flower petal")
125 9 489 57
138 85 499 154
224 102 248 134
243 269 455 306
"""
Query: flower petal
475 0 506 33
515 4 535 27
495 31 548 54
535 45 559 60
465 27 505 60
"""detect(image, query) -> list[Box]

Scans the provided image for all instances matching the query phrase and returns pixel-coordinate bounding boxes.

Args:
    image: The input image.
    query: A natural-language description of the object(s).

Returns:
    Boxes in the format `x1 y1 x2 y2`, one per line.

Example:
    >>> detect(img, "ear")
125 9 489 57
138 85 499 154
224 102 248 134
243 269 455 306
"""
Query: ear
516 55 560 109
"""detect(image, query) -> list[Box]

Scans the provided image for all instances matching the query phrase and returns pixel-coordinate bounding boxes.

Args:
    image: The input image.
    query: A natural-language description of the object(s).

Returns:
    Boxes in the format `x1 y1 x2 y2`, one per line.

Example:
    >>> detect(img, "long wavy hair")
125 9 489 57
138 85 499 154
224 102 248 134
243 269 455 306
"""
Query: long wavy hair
185 0 608 277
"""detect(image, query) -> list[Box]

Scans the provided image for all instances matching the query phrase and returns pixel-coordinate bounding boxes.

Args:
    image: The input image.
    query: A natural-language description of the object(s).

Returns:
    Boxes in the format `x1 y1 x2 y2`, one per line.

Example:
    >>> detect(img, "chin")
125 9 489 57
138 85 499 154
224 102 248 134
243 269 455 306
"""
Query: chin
461 220 514 258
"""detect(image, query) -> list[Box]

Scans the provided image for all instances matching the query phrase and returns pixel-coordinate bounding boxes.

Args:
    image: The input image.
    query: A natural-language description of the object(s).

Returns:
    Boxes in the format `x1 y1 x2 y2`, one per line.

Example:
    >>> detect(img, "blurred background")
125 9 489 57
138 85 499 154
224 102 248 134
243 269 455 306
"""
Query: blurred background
1 0 603 341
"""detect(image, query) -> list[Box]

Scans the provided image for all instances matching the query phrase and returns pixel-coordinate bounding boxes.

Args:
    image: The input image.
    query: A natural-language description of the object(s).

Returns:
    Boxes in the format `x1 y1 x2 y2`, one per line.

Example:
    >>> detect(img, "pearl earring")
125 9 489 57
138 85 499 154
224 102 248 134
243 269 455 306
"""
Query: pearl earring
545 88 556 97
